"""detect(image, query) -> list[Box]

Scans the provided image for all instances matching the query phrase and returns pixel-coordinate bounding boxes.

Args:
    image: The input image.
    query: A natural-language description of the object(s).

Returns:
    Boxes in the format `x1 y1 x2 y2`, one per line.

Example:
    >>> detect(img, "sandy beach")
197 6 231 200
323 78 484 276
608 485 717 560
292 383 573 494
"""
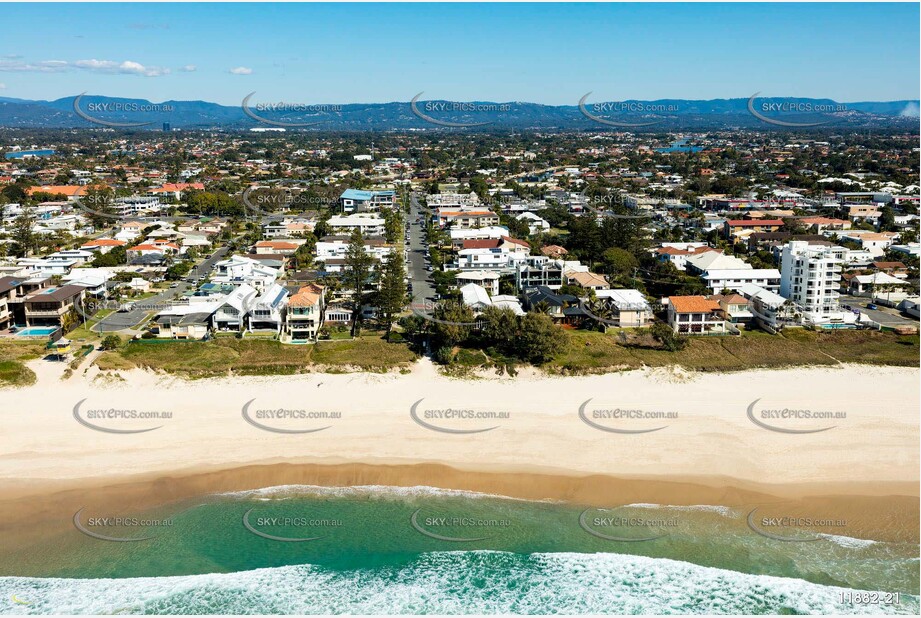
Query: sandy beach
1 359 918 547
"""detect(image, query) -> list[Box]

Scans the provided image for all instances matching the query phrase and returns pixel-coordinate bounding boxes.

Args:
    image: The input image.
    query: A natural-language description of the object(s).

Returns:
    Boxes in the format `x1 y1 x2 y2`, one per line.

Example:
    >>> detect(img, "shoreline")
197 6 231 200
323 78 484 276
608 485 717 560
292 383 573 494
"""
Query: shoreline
2 462 919 550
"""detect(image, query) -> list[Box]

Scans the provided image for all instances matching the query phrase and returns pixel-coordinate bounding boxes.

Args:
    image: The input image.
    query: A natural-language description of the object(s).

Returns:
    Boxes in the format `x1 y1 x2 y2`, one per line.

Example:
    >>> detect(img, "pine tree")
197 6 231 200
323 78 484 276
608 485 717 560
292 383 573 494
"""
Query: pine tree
343 228 374 337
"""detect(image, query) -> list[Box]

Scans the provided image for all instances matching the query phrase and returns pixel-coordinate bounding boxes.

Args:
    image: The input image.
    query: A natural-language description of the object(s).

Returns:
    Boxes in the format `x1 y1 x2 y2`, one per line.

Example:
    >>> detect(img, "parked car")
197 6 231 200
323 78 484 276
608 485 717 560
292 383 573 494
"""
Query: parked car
867 303 878 310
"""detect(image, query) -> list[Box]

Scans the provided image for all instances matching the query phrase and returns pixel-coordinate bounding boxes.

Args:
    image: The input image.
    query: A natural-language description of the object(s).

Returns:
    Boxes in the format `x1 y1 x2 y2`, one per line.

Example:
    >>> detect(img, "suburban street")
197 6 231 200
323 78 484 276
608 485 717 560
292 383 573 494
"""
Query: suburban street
92 245 230 333
406 192 436 307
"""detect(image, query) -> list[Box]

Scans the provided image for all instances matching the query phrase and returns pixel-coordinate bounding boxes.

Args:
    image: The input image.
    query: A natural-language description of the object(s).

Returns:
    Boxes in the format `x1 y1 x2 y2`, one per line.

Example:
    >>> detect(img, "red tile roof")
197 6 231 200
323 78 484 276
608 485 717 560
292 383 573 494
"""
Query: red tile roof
669 295 721 313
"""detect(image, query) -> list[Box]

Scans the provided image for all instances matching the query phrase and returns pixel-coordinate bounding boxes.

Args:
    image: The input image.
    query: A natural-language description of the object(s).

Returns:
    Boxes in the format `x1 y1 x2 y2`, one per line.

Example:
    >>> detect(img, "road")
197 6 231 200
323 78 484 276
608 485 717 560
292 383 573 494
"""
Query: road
838 293 919 330
406 192 436 307
92 246 230 333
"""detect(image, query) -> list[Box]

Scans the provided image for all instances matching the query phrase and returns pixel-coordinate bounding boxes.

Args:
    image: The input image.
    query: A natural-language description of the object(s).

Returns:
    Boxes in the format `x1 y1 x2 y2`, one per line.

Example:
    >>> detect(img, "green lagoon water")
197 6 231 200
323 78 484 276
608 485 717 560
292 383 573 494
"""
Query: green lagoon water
1 486 917 614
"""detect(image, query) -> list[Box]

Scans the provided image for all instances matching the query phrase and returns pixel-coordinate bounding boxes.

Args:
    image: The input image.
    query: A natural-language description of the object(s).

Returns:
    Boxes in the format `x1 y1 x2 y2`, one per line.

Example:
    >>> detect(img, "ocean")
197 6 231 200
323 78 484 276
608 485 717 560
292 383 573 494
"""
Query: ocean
1 486 917 614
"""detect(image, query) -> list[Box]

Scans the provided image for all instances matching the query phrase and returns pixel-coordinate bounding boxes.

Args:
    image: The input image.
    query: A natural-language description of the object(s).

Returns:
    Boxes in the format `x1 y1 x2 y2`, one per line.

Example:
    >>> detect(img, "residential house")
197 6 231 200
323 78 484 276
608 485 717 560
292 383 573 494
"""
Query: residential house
80 238 127 254
263 219 315 239
454 271 500 295
248 283 289 333
522 286 587 326
565 270 610 291
871 261 909 279
212 284 259 332
254 240 301 256
799 217 851 233
282 283 325 343
655 243 719 271
846 204 881 223
516 256 567 290
593 289 653 328
515 212 550 234
540 245 569 259
212 255 280 291
127 241 179 264
708 292 753 327
0 276 31 329
666 295 729 335
737 283 799 331
449 226 510 248
154 303 220 339
460 283 492 311
724 219 784 239
847 272 911 300
19 284 85 328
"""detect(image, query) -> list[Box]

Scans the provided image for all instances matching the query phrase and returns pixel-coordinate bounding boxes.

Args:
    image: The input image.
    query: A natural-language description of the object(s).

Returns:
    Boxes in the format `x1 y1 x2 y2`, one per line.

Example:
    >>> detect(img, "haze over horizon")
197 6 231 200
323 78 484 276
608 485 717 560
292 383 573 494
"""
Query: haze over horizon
0 3 918 106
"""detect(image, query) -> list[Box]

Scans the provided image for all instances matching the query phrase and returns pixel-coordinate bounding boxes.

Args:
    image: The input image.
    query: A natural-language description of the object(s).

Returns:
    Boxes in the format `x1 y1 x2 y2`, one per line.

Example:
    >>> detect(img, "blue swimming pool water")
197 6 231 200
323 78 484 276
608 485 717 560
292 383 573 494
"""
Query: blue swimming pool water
15 326 58 337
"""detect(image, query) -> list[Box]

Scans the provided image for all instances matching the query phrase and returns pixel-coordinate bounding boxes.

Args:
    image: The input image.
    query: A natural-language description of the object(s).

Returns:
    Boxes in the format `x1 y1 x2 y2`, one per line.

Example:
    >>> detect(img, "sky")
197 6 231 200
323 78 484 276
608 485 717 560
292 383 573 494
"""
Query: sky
0 3 918 106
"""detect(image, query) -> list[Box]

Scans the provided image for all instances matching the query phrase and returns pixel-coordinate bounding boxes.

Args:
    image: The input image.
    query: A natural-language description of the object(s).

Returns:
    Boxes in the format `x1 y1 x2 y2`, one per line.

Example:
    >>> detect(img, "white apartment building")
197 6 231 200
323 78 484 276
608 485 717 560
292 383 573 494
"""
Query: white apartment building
426 192 480 208
449 226 509 248
685 251 781 293
435 208 501 230
315 236 393 263
455 247 527 272
327 213 387 237
780 241 853 326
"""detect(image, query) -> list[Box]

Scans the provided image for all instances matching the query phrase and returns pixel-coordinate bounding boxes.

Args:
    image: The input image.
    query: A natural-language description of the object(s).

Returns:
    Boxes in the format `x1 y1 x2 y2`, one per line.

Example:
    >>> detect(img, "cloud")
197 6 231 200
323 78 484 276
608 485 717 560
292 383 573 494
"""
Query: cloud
179 65 197 72
0 83 5 89
0 58 169 77
229 66 253 75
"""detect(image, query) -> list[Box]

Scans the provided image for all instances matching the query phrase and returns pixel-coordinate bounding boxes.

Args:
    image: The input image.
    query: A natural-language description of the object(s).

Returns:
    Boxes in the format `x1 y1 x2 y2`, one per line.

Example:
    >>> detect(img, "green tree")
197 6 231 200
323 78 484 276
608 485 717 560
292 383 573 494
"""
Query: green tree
100 335 122 351
516 312 566 364
80 184 116 229
479 305 518 350
10 207 37 257
651 322 687 352
602 247 638 279
343 228 374 337
91 245 127 267
431 302 475 348
377 252 407 339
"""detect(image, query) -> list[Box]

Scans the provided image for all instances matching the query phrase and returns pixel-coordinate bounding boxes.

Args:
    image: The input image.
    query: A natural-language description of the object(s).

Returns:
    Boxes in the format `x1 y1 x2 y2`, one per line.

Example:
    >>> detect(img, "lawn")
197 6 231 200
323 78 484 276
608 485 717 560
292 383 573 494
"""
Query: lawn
0 340 46 387
107 334 417 377
546 328 920 374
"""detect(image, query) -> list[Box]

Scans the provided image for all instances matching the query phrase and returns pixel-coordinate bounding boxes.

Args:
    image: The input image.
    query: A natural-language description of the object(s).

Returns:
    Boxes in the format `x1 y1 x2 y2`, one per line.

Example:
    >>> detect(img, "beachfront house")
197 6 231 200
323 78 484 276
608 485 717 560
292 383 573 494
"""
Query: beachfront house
19 284 86 329
593 289 653 328
248 283 289 334
281 283 325 343
212 284 259 332
666 295 730 335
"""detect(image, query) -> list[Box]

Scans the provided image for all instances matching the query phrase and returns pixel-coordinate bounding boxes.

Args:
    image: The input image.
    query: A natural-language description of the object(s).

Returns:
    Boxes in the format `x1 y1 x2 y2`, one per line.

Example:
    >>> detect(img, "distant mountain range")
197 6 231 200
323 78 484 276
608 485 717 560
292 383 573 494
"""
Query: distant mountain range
0 95 918 130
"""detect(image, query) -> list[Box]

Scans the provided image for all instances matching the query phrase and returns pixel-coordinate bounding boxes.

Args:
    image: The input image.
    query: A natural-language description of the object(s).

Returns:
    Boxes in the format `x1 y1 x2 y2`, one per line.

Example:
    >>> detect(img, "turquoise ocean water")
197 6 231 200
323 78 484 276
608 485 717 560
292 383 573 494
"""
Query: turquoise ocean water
1 486 917 614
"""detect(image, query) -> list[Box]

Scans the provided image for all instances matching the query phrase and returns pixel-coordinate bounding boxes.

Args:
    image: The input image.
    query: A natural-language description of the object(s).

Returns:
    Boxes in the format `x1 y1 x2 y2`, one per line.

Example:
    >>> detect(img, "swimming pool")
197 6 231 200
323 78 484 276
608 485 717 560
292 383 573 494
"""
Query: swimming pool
15 326 58 337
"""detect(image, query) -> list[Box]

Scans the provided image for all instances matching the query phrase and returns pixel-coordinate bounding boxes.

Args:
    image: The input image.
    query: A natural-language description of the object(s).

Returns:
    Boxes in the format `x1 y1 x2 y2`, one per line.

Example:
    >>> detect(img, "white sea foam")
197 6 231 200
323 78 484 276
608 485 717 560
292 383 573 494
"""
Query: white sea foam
818 533 880 549
0 552 915 615
213 484 558 503
623 503 736 517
